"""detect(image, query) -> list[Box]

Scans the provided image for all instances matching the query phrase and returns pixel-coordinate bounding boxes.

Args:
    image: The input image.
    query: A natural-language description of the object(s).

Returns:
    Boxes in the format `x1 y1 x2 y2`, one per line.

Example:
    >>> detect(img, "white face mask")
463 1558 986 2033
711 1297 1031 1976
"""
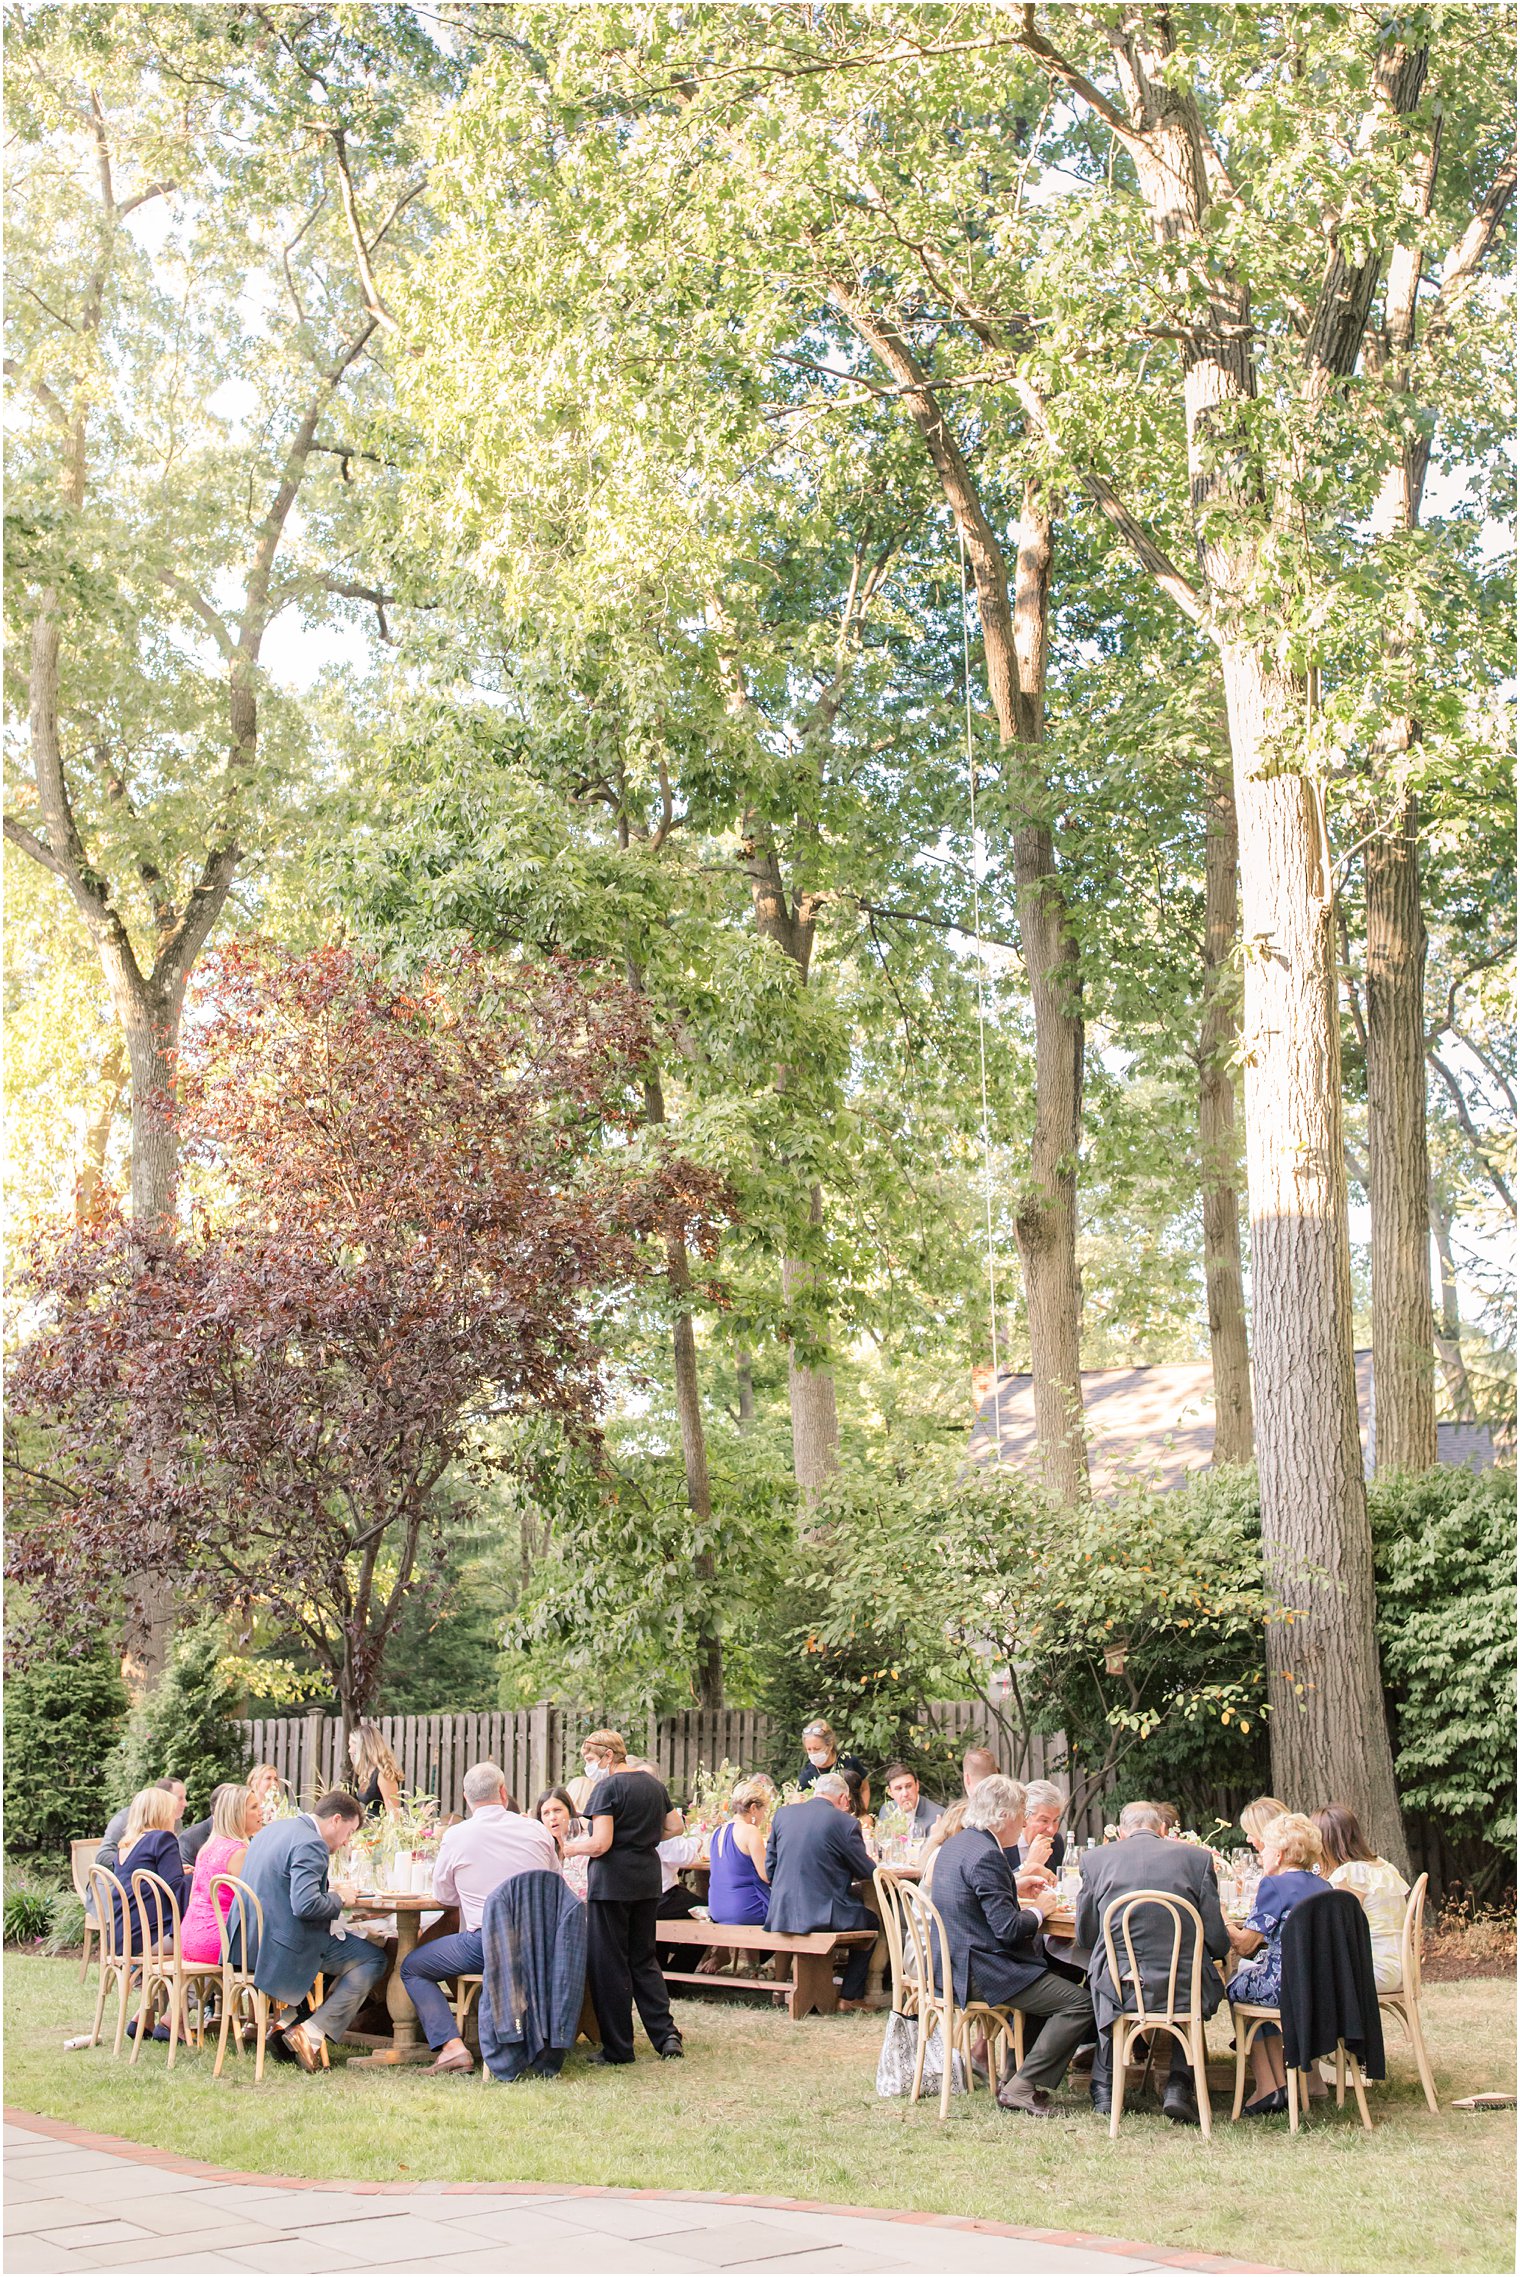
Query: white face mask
806 1748 832 1767
583 1759 605 1782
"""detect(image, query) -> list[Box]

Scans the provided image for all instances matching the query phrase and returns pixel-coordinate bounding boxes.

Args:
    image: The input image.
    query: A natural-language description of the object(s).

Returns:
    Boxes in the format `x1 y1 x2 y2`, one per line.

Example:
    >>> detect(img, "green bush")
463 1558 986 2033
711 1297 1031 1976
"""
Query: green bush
1369 1463 1517 1891
2 1647 127 1852
2 1870 59 1946
42 1890 86 1955
109 1622 250 1817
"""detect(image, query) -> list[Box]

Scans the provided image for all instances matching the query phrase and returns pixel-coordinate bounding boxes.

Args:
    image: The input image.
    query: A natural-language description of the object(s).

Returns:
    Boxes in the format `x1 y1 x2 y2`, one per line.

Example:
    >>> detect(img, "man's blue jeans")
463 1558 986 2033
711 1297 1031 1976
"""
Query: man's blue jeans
304 1933 390 2046
399 1928 483 2049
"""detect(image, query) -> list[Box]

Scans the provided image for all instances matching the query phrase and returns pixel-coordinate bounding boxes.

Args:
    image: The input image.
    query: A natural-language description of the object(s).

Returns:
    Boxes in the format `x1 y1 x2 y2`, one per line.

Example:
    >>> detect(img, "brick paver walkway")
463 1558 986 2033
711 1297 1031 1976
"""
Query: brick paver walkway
4 2115 1290 2277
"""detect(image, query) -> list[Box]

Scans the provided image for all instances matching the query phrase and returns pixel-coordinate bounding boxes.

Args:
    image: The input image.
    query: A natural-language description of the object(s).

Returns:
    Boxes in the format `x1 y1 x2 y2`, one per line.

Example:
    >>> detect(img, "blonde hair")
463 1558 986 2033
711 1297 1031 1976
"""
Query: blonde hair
119 1785 178 1860
213 1784 253 1843
248 1762 283 1793
731 1779 771 1814
583 1729 628 1765
1263 1811 1324 1872
921 1797 968 1861
1240 1794 1290 1846
351 1719 401 1786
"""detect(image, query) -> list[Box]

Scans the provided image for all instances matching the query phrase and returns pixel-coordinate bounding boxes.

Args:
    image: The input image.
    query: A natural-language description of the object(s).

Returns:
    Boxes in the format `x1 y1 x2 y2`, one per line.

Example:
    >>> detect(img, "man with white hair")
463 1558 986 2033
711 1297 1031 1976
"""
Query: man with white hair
399 1762 560 2073
1077 1798 1231 2124
931 1775 1096 2118
1012 1780 1067 1876
765 1771 878 2004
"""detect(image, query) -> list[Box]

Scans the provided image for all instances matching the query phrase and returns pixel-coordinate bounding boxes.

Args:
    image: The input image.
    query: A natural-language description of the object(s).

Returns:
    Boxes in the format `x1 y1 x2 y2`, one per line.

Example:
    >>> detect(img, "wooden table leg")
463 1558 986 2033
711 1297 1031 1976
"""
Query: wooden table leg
348 1914 431 2067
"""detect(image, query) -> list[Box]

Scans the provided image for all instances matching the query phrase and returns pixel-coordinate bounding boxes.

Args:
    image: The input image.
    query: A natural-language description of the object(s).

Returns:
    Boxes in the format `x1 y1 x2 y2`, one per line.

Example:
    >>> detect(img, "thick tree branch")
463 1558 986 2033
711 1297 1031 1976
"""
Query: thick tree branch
1426 1046 1516 1215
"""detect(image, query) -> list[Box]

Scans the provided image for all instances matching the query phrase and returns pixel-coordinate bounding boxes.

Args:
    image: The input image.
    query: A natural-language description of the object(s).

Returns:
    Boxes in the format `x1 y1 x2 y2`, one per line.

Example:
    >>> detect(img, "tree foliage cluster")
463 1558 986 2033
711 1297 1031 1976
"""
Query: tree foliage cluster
3 7 1515 1860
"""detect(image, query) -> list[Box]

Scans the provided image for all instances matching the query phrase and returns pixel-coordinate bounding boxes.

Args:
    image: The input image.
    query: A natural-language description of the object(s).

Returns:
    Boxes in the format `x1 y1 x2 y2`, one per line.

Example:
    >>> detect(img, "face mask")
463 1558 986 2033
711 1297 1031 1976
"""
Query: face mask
806 1750 832 1767
583 1760 604 1782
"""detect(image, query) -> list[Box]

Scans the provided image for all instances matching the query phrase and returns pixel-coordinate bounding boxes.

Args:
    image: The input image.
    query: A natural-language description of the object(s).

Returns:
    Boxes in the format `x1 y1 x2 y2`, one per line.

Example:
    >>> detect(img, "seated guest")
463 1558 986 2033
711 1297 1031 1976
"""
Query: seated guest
179 1783 235 1871
1239 1794 1290 1856
932 1775 1093 2119
112 1787 192 2041
1012 1780 1067 1876
1078 1798 1232 2125
961 1746 999 1798
180 1784 261 1964
1312 1805 1409 1992
918 1799 968 1893
842 1768 875 1835
398 1761 560 2074
1152 1801 1181 1835
240 1789 385 2072
99 1776 184 1879
1225 1810 1329 2113
536 1786 589 1901
707 1781 771 1926
654 1824 708 1970
248 1762 289 1825
883 1763 944 1839
797 1719 867 1791
348 1720 402 1819
764 1772 877 2004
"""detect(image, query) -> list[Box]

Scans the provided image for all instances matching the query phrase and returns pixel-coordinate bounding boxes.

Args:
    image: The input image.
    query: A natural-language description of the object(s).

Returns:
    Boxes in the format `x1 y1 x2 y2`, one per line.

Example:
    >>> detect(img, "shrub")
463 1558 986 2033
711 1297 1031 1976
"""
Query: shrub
3 1871 59 1946
2 1647 127 1852
109 1623 250 1818
42 1890 87 1955
1369 1463 1517 1896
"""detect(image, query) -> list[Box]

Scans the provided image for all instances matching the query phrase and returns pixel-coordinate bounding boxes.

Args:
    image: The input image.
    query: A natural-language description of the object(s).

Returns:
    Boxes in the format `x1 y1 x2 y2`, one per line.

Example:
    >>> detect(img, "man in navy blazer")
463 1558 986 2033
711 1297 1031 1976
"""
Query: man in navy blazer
931 1775 1096 2118
239 1791 387 2072
765 1775 877 2000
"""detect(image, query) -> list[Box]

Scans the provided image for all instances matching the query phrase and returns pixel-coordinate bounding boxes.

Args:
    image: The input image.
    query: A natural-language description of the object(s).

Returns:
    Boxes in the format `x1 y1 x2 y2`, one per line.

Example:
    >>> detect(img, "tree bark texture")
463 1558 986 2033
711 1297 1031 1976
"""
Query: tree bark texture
832 277 1089 1504
1199 772 1254 1463
1364 803 1436 1469
1429 1186 1476 1420
644 1071 723 1704
782 1185 843 1505
1223 647 1407 1870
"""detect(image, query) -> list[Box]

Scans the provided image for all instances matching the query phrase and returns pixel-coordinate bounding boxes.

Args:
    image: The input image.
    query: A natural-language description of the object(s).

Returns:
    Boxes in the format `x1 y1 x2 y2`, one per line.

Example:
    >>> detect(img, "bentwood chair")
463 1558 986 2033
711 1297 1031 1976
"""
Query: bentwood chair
72 1840 102 1983
84 1865 137 2057
1102 1890 1214 2140
872 1869 919 2021
130 1870 221 2069
897 1880 1023 2120
1229 1892 1376 2136
1379 1873 1437 2113
210 1876 328 2081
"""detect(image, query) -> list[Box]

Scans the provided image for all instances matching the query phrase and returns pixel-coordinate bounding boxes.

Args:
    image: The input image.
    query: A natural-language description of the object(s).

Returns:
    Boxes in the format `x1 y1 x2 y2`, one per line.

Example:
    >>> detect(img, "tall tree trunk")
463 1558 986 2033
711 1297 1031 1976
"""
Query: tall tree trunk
830 276 1090 1503
1365 802 1435 1469
1429 1184 1475 1420
1199 771 1253 1463
734 1346 756 1426
1222 647 1406 1869
73 1038 127 1222
645 1073 723 1704
742 838 842 1500
782 1185 842 1504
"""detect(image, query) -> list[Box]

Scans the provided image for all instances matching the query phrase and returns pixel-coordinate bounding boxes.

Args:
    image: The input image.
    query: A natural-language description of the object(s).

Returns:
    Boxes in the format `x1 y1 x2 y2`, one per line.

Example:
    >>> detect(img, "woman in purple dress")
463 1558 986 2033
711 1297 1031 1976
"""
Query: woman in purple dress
706 1781 771 1926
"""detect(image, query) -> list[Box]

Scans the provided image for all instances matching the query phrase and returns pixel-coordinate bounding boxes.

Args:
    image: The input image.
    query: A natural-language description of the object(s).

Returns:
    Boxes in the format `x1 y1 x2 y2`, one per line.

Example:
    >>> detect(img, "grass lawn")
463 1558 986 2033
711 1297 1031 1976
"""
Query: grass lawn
5 1956 1514 2274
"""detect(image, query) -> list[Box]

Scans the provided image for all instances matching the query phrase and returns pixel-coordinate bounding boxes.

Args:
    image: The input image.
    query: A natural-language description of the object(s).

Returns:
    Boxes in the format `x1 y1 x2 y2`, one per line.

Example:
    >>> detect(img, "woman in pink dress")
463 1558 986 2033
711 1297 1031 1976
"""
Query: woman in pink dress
180 1784 260 1963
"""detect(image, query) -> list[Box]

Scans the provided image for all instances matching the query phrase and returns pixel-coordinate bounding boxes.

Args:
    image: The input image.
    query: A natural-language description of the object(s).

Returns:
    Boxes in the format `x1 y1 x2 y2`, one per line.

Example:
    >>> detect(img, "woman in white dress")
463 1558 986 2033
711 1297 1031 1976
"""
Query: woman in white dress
1312 1804 1410 1991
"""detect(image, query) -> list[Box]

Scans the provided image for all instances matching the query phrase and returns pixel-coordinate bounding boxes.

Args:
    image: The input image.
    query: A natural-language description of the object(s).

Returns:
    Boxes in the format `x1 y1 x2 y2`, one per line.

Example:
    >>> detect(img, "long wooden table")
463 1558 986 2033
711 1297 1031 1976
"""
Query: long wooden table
339 1893 434 2066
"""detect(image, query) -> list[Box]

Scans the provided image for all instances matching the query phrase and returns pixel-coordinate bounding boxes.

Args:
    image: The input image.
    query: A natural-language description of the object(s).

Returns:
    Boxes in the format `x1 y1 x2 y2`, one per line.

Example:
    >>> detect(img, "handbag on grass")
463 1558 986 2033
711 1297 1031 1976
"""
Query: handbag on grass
875 2007 966 2098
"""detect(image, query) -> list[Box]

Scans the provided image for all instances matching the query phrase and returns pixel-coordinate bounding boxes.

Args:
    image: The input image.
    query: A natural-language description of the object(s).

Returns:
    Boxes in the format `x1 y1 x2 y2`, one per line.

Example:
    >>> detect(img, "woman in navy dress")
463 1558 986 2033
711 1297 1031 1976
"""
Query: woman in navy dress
1225 1810 1328 2113
111 1787 192 2042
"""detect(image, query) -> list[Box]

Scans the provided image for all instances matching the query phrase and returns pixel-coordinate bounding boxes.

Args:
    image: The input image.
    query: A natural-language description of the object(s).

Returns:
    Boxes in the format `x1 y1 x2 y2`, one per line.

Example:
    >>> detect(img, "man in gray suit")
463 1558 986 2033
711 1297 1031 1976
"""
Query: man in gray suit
1076 1800 1231 2125
239 1790 386 2072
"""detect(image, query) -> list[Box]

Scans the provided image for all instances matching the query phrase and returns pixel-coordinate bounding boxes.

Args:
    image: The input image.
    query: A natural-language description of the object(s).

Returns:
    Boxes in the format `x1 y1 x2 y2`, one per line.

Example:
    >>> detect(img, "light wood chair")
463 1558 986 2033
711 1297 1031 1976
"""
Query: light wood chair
872 1869 919 2019
130 1870 221 2068
72 1840 102 1983
210 1876 328 2081
84 1865 137 2056
1229 1994 1373 2133
1378 1871 1437 2112
1102 1889 1214 2140
452 1973 484 2044
897 1879 1023 2120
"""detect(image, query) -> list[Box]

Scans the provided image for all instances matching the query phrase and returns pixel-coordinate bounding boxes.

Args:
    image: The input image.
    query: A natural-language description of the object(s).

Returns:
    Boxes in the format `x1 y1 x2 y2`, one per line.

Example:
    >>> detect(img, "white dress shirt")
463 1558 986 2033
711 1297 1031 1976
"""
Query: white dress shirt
431 1806 560 1931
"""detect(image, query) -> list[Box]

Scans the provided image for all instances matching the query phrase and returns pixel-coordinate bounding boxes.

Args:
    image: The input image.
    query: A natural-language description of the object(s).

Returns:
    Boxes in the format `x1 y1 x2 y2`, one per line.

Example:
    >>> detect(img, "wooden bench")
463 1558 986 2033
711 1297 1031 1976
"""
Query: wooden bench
657 1918 877 2021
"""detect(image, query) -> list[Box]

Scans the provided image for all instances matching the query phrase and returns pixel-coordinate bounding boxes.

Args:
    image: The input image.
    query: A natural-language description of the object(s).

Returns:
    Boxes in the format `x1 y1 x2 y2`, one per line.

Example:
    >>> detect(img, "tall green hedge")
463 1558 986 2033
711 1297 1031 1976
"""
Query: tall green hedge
108 1624 250 1818
1369 1463 1517 1891
3 1648 128 1853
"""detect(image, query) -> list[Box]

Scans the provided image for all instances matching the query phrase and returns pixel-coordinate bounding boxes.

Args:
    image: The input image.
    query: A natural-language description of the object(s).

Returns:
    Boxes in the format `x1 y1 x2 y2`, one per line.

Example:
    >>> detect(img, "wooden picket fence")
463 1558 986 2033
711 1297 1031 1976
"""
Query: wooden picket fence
234 1699 1113 1834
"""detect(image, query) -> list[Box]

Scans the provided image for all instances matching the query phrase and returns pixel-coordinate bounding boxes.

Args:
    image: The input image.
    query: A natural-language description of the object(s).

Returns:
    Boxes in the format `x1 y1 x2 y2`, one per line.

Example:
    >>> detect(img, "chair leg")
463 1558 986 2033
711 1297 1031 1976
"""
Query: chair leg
165 1976 181 2071
938 2011 955 2121
1335 2043 1346 2107
1193 2020 1212 2140
128 1972 151 2065
1287 2067 1302 2134
1110 2021 1129 2140
80 1925 96 1985
1231 2013 1249 2120
254 1991 267 2085
112 1965 134 2059
1349 2052 1373 2132
1406 1998 1439 2114
214 1982 234 2079
909 2008 930 2106
90 1961 110 2051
